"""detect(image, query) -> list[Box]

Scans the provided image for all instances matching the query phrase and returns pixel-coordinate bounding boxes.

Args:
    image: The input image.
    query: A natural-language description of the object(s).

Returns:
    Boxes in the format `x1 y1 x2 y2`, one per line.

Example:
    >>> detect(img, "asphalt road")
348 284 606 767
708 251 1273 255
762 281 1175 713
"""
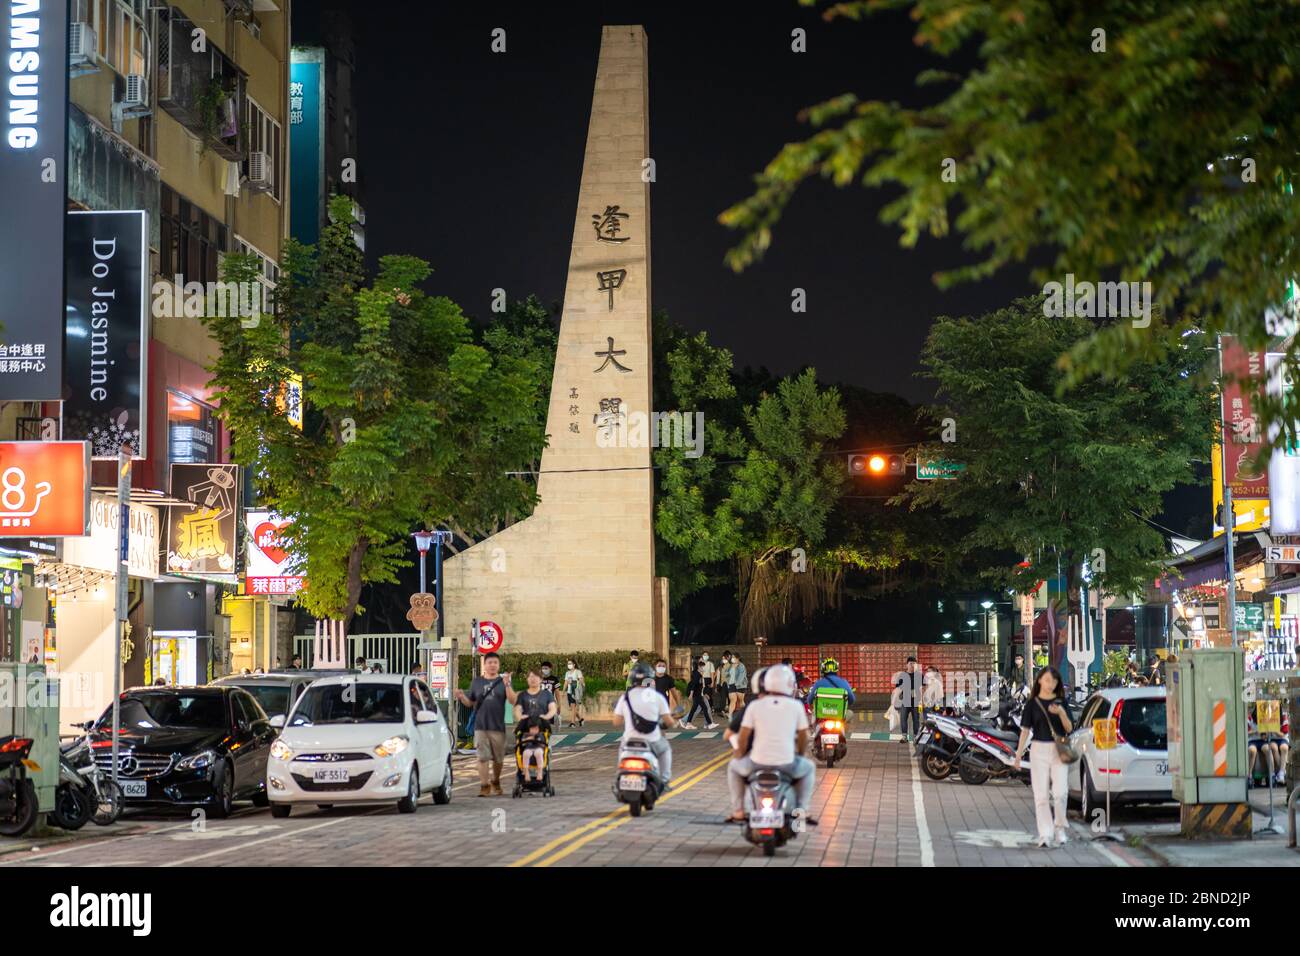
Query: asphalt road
0 736 1170 867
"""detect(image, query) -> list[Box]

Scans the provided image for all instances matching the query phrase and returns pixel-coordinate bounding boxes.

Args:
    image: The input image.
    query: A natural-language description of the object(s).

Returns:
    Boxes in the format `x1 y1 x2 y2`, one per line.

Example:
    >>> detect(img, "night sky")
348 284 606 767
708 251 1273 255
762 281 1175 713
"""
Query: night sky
294 0 1036 404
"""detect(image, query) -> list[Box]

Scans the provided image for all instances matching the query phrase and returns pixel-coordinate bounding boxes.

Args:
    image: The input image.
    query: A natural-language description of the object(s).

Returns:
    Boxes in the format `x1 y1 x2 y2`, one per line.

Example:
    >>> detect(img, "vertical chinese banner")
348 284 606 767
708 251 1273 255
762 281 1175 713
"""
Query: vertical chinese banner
1219 335 1269 498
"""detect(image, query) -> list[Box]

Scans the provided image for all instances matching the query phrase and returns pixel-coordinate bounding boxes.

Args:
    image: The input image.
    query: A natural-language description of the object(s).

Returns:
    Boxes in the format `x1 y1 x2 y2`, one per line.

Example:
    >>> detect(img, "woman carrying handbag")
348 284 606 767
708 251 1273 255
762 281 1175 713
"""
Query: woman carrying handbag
1012 666 1075 848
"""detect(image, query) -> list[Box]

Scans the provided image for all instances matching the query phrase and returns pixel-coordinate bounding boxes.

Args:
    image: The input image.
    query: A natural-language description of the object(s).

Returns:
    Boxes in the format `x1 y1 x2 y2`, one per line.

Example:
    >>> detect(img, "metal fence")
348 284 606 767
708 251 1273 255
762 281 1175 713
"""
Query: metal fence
292 633 422 674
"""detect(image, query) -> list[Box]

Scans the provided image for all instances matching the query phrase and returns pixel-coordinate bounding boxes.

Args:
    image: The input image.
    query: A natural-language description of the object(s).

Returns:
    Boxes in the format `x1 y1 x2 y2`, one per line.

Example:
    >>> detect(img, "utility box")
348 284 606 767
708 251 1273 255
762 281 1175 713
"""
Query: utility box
0 663 61 814
1167 649 1249 837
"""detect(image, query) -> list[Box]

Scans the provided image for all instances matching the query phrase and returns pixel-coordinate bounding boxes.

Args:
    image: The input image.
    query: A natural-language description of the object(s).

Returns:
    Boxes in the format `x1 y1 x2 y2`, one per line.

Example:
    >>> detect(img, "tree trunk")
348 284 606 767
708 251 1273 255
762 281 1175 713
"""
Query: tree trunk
344 537 369 629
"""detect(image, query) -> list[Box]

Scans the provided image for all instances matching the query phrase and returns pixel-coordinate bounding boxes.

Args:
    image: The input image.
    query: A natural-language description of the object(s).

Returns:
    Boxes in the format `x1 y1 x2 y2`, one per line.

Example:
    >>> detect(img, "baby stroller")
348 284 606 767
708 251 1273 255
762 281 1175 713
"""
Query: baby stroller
512 719 555 798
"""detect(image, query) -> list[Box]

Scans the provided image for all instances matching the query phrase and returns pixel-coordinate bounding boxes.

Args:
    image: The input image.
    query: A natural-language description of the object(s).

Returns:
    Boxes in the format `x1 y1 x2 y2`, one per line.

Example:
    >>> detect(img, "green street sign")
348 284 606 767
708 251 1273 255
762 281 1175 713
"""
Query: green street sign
1235 603 1265 631
917 459 966 480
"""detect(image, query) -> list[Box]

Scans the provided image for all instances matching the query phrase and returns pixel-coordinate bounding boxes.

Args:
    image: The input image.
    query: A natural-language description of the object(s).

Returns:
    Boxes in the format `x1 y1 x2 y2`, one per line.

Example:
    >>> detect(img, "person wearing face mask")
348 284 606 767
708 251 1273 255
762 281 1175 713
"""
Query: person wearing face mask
563 659 585 728
652 658 677 708
538 661 560 703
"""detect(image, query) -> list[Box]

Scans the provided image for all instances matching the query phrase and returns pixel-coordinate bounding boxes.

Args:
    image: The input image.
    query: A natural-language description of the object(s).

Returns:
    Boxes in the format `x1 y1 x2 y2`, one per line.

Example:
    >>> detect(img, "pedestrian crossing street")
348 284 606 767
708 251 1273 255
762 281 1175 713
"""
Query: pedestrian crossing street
455 729 905 754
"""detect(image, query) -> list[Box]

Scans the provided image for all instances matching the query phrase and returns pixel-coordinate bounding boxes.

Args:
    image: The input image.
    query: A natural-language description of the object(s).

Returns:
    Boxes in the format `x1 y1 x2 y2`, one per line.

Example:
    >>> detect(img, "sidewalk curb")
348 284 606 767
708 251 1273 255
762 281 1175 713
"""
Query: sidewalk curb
0 820 149 858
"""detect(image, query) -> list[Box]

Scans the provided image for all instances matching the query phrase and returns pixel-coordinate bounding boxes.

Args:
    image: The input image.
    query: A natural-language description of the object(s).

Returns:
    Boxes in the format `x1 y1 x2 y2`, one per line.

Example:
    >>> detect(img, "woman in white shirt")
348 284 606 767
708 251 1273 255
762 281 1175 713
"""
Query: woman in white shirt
563 660 585 728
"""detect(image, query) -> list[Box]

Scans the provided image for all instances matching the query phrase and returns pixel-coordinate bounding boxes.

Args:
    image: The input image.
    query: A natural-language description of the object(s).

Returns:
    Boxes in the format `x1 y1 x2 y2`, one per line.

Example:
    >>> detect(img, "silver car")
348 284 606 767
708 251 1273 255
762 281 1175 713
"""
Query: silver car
1067 686 1172 821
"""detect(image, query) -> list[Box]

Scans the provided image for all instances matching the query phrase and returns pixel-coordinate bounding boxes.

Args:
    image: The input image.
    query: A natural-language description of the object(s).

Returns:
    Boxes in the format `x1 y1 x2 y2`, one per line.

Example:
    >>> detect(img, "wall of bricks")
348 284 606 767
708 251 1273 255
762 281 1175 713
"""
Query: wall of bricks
669 643 995 695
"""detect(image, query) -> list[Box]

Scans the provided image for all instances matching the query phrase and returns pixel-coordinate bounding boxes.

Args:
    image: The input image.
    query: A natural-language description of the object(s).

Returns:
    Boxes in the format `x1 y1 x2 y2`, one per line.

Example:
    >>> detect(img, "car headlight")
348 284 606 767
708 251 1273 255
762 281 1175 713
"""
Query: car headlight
176 749 217 771
374 736 409 758
270 740 293 762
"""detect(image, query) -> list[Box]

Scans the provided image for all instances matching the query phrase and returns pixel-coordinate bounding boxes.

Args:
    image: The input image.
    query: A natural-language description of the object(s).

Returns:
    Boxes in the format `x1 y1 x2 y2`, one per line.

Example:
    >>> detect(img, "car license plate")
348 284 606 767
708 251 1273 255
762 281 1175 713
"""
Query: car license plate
619 774 646 791
918 730 932 746
122 781 147 798
313 768 349 783
749 808 784 828
821 734 839 745
1155 761 1168 775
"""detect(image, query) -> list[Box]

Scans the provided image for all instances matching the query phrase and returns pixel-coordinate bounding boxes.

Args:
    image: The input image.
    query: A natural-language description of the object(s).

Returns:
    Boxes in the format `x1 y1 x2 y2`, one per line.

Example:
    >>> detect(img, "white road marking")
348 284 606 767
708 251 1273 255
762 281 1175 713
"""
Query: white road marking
576 733 605 744
909 753 935 867
663 732 680 739
549 734 569 745
160 815 373 866
1073 822 1132 866
694 732 718 739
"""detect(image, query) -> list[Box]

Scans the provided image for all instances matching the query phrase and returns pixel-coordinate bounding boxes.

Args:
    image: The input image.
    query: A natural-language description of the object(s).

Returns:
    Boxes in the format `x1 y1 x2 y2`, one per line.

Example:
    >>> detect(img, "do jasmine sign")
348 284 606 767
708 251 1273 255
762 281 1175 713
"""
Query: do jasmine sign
64 211 149 457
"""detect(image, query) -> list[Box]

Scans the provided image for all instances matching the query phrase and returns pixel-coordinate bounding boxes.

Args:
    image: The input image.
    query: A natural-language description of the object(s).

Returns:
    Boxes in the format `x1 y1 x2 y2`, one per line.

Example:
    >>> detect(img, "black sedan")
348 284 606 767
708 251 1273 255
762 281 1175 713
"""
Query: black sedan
86 686 278 817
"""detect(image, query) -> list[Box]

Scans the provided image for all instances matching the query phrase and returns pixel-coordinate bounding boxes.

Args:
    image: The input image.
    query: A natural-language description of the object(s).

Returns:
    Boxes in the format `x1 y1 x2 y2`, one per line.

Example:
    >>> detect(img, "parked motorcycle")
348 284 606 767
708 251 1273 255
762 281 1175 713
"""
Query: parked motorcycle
0 735 39 838
55 728 123 828
919 684 1027 784
742 766 799 858
612 738 664 817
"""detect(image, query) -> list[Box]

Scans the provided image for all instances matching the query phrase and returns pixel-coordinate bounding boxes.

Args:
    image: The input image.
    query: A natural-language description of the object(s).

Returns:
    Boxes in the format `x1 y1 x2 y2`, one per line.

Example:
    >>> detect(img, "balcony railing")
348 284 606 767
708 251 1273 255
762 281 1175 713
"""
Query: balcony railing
157 6 247 161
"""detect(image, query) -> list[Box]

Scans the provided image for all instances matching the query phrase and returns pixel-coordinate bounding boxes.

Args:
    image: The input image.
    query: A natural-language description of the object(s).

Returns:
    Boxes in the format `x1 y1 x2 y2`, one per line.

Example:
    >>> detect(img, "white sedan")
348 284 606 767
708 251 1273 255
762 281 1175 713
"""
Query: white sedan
1067 686 1172 820
266 673 454 817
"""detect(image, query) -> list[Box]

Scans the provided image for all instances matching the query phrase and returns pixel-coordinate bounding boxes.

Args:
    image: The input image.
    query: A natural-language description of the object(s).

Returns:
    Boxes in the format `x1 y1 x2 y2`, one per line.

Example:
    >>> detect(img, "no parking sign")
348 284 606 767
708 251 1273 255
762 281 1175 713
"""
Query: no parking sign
476 620 504 654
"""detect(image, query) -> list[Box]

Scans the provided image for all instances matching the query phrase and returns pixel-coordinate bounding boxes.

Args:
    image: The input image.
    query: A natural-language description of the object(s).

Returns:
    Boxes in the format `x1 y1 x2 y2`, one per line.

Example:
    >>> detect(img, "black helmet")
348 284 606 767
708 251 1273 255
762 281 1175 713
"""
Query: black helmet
629 662 655 687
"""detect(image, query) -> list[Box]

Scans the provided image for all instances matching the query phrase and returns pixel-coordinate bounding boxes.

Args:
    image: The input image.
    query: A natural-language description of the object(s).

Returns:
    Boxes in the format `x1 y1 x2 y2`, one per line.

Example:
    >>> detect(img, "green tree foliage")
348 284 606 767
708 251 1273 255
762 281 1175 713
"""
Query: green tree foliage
721 0 1300 446
207 196 546 623
903 297 1217 613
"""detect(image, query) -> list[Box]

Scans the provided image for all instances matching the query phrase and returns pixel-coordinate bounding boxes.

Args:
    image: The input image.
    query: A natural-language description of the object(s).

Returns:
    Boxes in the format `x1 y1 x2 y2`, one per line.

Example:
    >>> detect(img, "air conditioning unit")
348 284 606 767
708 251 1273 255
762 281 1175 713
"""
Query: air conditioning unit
246 150 273 190
68 22 99 76
121 74 149 109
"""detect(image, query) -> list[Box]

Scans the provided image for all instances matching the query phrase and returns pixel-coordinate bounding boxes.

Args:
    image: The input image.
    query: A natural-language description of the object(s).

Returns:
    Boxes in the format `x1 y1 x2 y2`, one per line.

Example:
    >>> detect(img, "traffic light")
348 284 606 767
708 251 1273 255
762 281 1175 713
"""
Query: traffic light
847 453 905 476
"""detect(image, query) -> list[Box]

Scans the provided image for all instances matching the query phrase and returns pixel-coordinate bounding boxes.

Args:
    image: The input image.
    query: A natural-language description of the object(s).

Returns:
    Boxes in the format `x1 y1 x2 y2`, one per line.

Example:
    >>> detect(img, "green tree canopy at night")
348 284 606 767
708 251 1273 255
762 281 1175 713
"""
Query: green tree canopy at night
208 196 547 623
722 0 1300 446
903 297 1217 614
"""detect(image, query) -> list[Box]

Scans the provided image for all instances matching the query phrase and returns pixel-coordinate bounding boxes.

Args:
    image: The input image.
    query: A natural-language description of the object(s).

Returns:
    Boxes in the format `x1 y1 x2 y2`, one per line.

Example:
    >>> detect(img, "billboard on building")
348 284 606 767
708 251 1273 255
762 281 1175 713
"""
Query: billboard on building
244 509 304 596
166 464 240 576
1267 352 1300 535
0 0 68 400
64 210 149 457
289 49 325 246
1220 335 1269 499
62 493 159 578
0 441 90 537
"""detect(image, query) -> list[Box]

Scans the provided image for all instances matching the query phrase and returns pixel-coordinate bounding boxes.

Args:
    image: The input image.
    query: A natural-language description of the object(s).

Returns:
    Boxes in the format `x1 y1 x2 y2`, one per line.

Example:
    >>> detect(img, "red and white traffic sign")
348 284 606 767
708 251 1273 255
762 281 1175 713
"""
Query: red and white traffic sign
476 620 504 654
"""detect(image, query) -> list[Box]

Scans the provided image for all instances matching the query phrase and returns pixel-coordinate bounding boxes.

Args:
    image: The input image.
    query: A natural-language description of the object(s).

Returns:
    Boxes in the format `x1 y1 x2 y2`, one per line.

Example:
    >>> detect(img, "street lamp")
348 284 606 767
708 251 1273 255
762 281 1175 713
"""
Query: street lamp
412 530 435 593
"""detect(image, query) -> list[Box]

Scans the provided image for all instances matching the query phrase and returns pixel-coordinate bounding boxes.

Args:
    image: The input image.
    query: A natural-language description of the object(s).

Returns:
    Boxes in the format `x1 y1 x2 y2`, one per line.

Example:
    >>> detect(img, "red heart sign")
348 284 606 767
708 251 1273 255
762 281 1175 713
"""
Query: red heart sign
254 521 291 565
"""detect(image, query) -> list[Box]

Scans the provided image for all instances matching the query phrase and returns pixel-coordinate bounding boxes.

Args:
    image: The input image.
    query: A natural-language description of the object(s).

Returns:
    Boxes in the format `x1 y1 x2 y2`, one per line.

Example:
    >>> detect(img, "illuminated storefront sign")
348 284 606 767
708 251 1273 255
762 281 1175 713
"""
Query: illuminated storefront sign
0 0 69 400
61 493 159 579
0 441 90 537
244 509 304 596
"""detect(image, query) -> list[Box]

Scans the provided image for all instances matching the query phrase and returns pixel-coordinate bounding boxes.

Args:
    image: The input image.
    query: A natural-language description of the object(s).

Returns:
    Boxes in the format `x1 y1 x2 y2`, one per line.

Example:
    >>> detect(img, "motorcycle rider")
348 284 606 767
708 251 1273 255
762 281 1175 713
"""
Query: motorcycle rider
726 665 815 825
805 658 856 713
613 662 676 786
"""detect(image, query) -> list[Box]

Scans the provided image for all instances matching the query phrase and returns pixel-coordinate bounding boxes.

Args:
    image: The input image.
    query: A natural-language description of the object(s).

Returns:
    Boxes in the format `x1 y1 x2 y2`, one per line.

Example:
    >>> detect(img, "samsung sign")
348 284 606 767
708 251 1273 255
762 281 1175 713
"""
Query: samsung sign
0 0 67 401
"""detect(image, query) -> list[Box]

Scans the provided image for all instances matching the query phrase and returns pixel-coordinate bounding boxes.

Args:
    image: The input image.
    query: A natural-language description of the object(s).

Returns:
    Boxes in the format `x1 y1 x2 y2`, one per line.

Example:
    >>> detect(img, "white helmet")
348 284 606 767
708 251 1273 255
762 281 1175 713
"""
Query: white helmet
763 664 796 696
750 667 768 695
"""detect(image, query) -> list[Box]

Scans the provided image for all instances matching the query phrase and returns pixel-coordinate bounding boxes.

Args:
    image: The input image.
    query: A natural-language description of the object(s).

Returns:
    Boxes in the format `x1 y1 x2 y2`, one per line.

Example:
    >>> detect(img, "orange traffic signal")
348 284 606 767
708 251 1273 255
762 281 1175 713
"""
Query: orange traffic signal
847 453 905 477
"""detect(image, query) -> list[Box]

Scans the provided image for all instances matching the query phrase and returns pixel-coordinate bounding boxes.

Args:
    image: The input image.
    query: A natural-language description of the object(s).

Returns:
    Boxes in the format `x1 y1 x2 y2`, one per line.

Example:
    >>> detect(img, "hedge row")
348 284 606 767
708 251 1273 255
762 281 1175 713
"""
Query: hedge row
455 649 652 688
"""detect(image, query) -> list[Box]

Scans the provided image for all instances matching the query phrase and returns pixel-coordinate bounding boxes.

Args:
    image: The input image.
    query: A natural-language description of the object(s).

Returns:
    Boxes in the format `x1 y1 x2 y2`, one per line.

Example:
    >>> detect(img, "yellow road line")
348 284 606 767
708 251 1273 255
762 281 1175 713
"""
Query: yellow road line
529 750 733 868
508 748 732 868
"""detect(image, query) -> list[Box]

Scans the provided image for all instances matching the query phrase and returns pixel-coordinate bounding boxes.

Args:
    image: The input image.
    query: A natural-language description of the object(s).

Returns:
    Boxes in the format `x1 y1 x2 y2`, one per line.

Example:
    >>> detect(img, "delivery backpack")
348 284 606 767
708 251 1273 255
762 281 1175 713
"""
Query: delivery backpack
622 692 662 735
812 686 849 721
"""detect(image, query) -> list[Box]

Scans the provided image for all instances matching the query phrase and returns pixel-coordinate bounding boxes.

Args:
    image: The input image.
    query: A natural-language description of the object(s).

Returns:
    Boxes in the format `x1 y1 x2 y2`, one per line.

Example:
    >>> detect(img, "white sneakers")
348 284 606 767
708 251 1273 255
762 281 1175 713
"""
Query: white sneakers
1055 829 1070 846
706 722 719 730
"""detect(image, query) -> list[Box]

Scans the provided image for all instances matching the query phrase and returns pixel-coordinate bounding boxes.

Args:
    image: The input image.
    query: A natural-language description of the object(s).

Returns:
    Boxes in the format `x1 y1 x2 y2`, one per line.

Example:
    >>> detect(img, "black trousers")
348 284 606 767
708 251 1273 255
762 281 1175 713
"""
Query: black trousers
686 691 713 724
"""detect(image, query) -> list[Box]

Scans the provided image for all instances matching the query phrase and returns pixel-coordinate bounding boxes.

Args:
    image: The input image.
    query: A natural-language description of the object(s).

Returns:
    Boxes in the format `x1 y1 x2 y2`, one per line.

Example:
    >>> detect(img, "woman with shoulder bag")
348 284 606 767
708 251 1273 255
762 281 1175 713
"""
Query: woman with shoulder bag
1012 666 1075 848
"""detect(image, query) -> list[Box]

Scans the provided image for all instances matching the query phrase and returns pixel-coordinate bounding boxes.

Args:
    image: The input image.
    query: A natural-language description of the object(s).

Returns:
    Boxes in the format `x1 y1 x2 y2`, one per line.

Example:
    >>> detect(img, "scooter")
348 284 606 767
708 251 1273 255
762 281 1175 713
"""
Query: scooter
742 766 799 857
0 736 39 838
55 728 123 828
811 716 848 769
920 688 1026 783
612 738 664 817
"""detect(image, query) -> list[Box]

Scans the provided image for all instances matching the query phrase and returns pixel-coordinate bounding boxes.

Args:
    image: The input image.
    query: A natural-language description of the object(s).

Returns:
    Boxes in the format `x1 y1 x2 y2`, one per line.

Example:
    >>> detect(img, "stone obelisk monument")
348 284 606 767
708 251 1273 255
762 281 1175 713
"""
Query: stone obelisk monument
442 26 663 654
